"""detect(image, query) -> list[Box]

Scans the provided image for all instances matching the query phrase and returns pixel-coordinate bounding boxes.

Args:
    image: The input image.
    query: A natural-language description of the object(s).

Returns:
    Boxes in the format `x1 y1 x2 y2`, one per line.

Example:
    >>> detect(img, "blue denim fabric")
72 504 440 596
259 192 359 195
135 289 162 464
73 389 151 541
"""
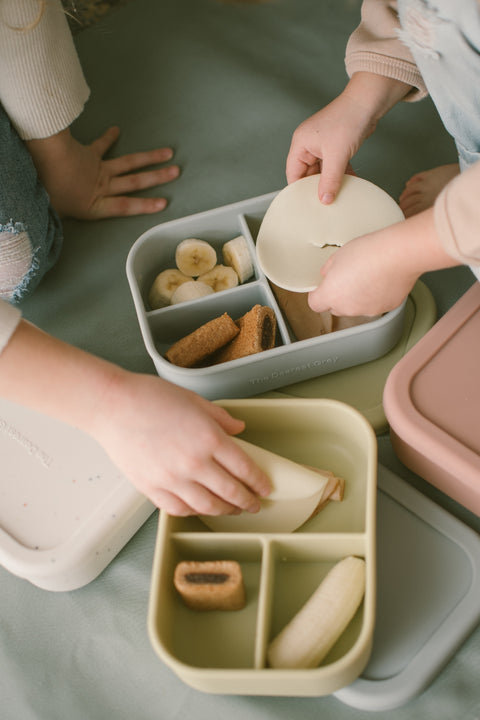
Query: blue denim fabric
0 103 63 304
397 0 480 279
397 0 480 171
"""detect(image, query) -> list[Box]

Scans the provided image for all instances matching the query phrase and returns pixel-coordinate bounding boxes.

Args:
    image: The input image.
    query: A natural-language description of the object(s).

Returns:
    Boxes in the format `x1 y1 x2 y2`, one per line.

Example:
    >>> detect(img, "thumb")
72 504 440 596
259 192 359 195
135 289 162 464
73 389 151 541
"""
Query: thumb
90 125 121 158
307 256 334 312
317 153 351 204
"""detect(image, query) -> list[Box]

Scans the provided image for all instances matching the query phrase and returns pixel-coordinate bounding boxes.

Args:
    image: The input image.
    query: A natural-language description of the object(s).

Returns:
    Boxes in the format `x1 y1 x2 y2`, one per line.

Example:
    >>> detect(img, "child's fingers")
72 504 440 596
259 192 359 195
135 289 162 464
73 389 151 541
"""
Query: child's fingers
146 487 197 516
104 146 175 174
90 194 169 218
307 285 329 314
202 400 246 436
176 474 255 516
306 257 335 313
285 148 320 184
148 485 242 517
108 165 180 195
213 441 272 501
182 463 262 515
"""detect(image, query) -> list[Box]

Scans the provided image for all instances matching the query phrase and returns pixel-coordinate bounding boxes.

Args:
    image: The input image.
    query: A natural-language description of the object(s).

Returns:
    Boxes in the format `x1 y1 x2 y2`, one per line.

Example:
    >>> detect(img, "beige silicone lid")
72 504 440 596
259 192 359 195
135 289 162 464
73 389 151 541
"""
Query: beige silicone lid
0 396 154 591
256 174 405 292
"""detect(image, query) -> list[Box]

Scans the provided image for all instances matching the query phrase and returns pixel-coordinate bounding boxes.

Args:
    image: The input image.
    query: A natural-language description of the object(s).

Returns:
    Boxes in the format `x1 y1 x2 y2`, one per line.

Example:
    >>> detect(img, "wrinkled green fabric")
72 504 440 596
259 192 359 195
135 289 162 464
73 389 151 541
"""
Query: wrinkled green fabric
3 1 479 719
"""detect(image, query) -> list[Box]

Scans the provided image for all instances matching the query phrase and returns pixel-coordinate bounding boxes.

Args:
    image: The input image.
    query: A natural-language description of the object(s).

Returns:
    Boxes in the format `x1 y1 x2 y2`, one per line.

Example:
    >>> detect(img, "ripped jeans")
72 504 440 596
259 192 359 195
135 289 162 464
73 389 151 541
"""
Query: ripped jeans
398 0 480 170
0 103 63 304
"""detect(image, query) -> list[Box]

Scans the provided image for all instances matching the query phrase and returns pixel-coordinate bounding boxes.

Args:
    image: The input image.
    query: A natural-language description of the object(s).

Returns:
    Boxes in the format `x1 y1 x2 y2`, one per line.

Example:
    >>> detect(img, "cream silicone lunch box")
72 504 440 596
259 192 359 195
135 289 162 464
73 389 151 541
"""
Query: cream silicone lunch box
126 187 406 400
147 398 378 696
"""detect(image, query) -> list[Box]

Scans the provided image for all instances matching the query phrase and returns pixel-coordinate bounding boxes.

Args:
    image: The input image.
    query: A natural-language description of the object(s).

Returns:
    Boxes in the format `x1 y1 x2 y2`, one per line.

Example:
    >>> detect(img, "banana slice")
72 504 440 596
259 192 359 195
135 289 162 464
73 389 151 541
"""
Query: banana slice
198 264 239 293
148 268 191 309
222 235 254 283
175 238 217 277
170 280 214 305
267 555 366 669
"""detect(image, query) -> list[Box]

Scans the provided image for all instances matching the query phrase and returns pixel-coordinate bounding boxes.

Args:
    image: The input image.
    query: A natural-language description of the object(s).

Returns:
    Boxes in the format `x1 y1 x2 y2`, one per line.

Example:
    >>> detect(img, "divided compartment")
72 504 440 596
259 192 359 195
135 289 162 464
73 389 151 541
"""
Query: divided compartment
147 398 377 696
147 282 289 359
126 192 406 399
150 531 265 671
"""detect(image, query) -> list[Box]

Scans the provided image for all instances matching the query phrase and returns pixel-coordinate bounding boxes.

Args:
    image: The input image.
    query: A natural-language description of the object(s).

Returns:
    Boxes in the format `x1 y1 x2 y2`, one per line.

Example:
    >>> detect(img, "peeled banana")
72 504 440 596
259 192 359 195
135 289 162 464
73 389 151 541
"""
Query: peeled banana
175 238 217 277
198 264 239 292
267 555 366 669
222 235 254 283
148 268 191 309
170 280 214 304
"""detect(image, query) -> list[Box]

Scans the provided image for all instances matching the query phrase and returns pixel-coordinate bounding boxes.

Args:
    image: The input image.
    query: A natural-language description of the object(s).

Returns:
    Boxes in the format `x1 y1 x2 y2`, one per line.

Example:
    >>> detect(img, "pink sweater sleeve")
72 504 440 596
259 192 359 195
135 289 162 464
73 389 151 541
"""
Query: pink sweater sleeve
345 0 427 101
434 162 480 266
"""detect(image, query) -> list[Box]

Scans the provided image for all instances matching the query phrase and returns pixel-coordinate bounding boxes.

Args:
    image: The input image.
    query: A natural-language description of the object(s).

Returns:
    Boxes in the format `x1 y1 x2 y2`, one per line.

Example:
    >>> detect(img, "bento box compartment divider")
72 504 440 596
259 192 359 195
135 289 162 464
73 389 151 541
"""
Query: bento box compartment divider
254 537 275 669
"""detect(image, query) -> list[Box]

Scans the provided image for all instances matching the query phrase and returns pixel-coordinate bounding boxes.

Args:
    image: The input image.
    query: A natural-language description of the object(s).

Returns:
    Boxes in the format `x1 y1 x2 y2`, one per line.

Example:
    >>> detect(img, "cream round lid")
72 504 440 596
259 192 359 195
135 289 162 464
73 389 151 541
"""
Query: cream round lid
256 174 404 292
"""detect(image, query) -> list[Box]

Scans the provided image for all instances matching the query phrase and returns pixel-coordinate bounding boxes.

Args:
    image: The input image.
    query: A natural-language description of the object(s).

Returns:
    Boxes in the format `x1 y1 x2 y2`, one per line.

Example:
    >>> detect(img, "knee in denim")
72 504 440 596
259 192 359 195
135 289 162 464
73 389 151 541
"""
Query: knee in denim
0 221 38 303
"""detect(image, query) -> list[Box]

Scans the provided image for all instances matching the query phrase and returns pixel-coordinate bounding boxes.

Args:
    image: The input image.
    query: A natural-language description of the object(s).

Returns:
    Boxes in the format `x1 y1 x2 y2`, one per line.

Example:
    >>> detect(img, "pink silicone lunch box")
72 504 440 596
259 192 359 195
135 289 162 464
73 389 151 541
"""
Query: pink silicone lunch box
383 281 480 516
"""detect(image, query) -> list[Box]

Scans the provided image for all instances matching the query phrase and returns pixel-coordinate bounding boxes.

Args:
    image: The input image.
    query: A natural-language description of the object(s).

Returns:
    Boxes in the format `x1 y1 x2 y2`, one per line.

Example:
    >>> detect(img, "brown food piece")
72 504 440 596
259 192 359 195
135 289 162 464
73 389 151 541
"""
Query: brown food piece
212 304 276 364
332 314 379 331
270 283 333 340
271 283 378 340
302 465 345 520
174 560 246 611
165 312 239 367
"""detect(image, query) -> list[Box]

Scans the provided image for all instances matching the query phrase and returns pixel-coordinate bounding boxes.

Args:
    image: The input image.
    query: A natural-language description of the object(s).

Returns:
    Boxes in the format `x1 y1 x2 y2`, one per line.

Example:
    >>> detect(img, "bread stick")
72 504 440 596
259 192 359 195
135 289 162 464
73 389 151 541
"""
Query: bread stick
165 312 239 367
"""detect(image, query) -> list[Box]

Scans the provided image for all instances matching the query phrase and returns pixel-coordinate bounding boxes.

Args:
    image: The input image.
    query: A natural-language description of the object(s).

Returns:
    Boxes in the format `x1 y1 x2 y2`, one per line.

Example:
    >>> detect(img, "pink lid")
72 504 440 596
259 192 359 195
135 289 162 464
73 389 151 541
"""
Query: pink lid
384 282 480 514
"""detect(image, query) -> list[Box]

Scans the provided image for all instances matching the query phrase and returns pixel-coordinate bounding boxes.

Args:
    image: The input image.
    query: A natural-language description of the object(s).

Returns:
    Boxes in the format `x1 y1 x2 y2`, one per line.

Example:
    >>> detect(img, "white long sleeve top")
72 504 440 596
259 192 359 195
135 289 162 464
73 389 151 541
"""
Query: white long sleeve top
0 0 89 140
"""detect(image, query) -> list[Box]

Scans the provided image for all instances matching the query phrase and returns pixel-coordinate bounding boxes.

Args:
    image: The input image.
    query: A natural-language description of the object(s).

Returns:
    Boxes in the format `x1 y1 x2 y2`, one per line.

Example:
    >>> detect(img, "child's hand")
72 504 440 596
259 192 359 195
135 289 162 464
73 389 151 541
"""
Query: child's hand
286 92 373 204
27 126 180 219
94 371 271 517
307 229 417 317
307 207 457 318
0 320 271 518
286 73 412 204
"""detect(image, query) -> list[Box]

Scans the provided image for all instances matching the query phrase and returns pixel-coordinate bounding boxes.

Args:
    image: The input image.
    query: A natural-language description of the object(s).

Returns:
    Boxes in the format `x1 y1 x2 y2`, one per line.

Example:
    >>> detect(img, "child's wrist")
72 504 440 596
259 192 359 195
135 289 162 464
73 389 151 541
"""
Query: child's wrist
26 128 74 166
344 72 411 123
384 208 459 279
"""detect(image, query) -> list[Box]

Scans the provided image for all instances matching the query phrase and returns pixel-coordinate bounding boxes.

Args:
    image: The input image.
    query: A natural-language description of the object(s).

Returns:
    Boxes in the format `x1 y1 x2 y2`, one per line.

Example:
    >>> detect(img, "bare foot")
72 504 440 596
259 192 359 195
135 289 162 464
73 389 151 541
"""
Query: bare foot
399 163 460 217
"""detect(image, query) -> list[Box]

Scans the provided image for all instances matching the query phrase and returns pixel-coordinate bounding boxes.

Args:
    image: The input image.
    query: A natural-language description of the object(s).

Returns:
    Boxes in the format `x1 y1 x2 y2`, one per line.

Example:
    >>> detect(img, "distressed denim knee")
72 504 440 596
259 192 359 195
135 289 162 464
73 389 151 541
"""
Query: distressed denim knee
0 104 63 304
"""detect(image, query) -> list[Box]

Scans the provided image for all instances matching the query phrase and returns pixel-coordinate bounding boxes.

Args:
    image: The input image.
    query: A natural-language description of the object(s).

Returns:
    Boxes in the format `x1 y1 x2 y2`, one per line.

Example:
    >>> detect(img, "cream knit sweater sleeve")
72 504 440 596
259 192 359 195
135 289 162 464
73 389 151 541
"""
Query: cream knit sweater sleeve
0 0 90 140
345 0 427 100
